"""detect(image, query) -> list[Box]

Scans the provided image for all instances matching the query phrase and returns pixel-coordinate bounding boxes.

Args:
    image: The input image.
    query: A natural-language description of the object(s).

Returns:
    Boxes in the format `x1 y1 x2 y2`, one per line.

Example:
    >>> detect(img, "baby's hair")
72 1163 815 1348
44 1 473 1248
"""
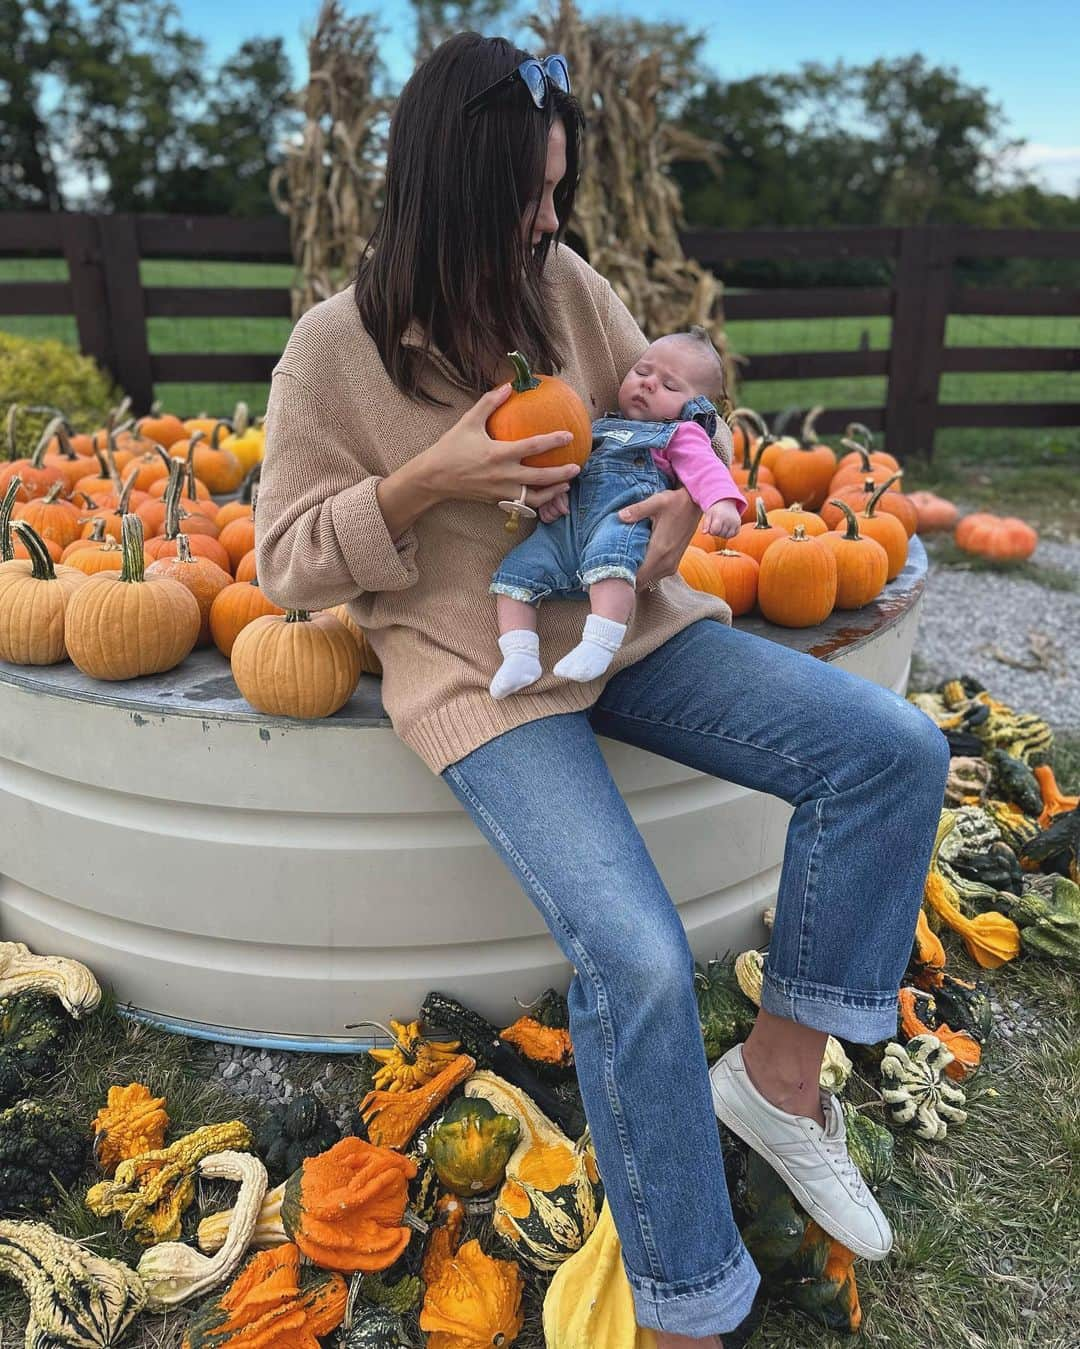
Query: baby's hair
677 325 729 412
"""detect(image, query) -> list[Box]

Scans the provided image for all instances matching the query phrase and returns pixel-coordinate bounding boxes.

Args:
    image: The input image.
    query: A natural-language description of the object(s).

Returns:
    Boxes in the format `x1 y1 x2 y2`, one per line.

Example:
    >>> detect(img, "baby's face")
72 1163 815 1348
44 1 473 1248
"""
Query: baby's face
618 339 708 422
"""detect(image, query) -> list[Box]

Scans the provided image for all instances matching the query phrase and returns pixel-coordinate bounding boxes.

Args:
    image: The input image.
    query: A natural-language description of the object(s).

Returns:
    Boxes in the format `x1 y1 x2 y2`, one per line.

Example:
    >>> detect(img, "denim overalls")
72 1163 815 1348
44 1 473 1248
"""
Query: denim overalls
490 394 718 605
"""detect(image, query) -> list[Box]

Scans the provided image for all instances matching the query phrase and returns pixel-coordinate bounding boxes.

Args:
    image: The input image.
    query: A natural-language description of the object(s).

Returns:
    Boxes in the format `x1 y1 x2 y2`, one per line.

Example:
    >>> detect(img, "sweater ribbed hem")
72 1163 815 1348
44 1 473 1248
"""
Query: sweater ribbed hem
406 679 611 776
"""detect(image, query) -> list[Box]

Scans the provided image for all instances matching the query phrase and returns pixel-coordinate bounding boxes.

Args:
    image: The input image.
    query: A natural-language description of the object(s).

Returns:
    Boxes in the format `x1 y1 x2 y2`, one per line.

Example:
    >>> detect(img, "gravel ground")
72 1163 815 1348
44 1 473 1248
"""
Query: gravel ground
912 534 1080 731
192 534 1079 1093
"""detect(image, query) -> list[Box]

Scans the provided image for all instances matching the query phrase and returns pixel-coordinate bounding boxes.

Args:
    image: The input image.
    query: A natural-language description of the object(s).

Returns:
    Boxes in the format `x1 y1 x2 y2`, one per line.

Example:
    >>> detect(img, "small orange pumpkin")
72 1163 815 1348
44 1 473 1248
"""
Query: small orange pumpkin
819 501 888 609
756 524 837 628
709 549 759 616
485 351 592 470
729 496 788 564
677 545 727 598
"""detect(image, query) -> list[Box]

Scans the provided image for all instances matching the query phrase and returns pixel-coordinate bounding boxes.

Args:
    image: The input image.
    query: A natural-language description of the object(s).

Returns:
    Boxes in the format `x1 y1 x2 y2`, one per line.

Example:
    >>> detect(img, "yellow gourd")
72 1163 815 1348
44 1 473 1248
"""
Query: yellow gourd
92 1083 169 1175
542 1198 657 1349
923 811 1021 968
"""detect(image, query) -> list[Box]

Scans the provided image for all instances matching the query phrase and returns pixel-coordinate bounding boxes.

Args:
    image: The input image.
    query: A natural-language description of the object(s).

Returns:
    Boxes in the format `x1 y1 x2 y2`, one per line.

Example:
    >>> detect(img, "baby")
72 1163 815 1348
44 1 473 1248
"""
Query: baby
489 326 748 698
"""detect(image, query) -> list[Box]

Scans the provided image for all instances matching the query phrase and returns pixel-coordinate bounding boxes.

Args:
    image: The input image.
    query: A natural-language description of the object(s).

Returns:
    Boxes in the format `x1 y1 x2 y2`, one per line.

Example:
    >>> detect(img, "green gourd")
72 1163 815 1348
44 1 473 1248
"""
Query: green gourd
840 1102 895 1190
929 973 994 1045
694 956 757 1062
0 993 69 1108
425 1095 521 1196
254 1093 341 1184
986 749 1044 817
0 1100 88 1213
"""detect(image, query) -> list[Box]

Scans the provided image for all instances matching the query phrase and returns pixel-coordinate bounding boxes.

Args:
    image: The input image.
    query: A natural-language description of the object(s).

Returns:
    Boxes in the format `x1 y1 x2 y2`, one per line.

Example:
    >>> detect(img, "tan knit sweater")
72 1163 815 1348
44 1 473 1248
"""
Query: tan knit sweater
255 243 733 775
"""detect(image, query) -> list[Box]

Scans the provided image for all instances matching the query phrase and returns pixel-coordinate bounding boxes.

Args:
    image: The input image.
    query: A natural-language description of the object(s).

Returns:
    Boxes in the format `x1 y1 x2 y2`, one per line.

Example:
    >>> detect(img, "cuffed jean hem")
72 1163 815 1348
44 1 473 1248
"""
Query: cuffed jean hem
580 563 637 586
489 581 547 605
627 1240 761 1335
761 966 900 1044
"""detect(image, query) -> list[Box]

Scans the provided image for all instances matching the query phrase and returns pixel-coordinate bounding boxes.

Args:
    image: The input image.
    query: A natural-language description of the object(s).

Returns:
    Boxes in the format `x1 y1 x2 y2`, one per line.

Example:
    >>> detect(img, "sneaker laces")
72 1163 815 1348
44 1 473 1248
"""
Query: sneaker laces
820 1100 866 1197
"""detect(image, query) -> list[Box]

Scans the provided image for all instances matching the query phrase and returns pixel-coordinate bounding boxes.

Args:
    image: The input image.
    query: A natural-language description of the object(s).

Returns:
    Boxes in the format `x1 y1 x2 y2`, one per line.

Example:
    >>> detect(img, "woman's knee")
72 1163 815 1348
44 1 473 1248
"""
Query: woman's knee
864 692 951 793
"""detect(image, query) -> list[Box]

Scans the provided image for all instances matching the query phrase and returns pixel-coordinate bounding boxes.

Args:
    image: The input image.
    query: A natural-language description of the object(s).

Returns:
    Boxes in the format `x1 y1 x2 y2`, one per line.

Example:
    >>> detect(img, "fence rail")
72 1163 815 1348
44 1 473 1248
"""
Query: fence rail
1 214 1078 458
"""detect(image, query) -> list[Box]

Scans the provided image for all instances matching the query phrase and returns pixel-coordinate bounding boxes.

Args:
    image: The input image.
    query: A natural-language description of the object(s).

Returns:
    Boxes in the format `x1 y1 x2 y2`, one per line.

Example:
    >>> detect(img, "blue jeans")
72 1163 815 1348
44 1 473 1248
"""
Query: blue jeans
440 618 950 1335
490 440 672 603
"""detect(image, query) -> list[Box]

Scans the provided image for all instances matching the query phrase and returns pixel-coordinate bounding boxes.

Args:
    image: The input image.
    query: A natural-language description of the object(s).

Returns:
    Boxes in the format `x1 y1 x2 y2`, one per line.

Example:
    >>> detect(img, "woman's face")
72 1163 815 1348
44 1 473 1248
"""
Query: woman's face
523 119 567 247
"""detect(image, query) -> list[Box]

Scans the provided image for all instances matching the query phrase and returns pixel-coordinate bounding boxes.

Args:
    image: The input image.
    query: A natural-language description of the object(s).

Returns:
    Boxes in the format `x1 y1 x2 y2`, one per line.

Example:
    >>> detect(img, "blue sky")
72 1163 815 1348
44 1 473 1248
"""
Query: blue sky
173 0 1080 191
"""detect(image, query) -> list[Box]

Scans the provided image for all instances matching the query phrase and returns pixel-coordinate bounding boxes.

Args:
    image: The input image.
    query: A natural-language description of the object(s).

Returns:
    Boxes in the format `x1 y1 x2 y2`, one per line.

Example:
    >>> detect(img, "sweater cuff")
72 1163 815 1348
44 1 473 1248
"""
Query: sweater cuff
329 475 419 593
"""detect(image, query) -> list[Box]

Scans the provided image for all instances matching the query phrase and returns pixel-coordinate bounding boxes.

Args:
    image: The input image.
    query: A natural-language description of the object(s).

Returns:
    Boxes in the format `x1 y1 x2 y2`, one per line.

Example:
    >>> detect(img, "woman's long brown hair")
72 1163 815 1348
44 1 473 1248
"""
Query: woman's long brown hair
353 31 586 406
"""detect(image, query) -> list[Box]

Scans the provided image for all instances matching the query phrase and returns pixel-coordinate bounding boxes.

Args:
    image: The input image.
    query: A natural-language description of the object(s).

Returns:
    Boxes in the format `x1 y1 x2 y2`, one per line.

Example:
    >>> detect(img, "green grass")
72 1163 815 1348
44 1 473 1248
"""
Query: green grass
2 257 1078 427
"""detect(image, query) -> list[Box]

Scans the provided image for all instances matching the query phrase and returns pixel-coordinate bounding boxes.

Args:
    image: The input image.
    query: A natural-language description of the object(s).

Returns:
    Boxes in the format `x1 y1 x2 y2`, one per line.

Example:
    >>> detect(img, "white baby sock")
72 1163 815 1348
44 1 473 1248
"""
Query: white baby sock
490 628 542 699
553 613 628 682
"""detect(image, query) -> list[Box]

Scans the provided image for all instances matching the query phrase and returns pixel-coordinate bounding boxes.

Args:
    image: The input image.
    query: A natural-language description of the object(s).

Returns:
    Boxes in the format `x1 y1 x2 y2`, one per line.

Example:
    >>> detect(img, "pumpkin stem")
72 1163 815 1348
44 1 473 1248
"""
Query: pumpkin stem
340 1018 418 1061
829 498 863 540
241 461 261 503
284 609 311 623
800 404 825 446
844 421 874 450
106 395 132 432
233 401 250 435
838 438 872 470
210 420 231 450
5 404 21 461
174 532 193 563
162 457 184 540
183 434 204 504
865 472 903 517
746 435 772 489
0 477 21 561
401 1208 430 1236
118 511 146 583
83 517 107 543
505 351 541 394
752 496 770 529
9 519 57 580
727 406 768 440
116 463 140 515
30 416 67 468
41 480 65 506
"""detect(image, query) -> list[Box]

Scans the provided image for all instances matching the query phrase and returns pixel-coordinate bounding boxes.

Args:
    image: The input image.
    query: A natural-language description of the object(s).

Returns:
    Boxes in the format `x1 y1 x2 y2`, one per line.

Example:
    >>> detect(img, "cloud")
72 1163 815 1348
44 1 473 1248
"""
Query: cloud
1011 142 1080 194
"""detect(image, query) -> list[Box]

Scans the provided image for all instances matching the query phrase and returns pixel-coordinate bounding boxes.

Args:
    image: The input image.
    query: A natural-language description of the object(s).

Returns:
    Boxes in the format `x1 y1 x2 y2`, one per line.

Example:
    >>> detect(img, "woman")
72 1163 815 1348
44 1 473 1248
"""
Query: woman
255 32 950 1345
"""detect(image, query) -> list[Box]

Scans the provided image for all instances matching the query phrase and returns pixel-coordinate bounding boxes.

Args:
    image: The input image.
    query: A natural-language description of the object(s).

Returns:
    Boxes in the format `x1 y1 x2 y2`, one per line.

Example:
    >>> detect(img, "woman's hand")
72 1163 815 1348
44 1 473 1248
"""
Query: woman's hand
415 383 581 513
618 486 702 592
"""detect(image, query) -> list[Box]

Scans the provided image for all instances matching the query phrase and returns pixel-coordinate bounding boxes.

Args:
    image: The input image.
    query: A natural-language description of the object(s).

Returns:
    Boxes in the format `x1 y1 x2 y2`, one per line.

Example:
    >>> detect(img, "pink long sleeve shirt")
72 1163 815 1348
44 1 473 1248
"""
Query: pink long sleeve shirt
652 420 748 515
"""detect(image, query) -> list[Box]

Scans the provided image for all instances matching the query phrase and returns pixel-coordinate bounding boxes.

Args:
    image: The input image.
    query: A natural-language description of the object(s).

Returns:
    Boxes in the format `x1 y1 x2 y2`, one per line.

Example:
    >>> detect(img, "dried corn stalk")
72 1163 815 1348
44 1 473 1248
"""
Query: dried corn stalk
270 0 394 317
527 0 731 393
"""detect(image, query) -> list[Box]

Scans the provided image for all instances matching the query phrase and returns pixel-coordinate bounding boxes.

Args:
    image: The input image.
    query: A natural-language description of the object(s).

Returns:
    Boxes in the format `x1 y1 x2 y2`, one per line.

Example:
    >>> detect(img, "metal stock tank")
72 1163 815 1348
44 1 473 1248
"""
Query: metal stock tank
0 539 928 1048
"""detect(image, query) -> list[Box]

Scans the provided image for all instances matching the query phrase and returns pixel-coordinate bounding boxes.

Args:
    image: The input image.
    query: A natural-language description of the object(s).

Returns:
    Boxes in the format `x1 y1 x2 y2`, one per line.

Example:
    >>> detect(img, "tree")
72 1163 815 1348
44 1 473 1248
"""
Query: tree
155 38 297 216
0 0 76 209
672 56 1024 231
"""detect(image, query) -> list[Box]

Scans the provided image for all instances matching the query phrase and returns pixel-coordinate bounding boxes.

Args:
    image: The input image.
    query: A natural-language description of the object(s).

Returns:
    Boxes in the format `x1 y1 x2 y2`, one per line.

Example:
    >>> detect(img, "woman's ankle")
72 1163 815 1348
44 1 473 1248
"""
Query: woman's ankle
742 1016 827 1124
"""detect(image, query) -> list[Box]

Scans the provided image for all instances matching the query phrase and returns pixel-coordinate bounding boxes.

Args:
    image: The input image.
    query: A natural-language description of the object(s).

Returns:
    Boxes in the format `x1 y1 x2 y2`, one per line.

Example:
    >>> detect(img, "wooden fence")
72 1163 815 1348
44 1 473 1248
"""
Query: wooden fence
1 214 1078 457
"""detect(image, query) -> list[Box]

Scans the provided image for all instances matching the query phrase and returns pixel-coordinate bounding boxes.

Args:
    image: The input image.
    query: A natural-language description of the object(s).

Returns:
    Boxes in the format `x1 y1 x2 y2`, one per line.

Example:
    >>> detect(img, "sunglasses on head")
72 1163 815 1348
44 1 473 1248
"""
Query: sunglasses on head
463 54 570 118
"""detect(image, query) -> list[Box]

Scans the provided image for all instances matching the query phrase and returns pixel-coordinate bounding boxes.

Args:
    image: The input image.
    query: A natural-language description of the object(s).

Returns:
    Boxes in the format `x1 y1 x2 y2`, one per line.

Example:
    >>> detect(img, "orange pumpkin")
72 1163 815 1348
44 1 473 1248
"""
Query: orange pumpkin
756 524 837 628
769 406 837 509
709 549 759 616
954 513 1038 562
766 503 829 537
677 545 727 598
907 490 959 534
819 500 888 609
135 411 188 448
210 579 285 658
837 482 909 581
485 351 592 470
13 482 84 550
217 516 256 573
146 534 233 647
738 438 784 522
0 411 65 503
730 497 788 564
235 549 257 583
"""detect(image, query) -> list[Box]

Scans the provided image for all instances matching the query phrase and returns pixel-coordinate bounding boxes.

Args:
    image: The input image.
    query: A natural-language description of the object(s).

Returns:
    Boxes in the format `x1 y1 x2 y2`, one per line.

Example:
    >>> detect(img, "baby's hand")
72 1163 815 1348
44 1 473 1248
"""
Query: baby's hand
701 498 744 539
538 492 570 525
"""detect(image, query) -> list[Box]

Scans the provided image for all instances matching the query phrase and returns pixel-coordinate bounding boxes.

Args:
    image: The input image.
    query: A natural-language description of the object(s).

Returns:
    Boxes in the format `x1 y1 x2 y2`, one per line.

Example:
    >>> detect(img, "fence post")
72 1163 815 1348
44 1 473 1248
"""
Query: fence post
59 214 114 379
95 214 154 414
885 226 955 461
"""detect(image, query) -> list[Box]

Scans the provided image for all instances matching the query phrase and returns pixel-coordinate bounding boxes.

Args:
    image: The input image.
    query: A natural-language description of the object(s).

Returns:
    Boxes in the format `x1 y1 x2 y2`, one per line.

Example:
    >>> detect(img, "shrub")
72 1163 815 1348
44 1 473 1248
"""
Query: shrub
0 332 122 455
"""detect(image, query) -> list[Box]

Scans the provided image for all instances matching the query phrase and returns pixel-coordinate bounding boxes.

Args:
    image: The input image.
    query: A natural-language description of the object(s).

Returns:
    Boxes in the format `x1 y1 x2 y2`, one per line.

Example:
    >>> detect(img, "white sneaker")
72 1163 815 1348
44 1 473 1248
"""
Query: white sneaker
710 1043 893 1261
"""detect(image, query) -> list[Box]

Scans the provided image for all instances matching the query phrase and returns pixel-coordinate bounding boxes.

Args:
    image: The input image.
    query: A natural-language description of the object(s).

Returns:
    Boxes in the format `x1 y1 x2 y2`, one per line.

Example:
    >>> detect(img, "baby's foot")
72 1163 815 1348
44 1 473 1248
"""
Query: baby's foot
553 615 627 682
490 629 542 699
